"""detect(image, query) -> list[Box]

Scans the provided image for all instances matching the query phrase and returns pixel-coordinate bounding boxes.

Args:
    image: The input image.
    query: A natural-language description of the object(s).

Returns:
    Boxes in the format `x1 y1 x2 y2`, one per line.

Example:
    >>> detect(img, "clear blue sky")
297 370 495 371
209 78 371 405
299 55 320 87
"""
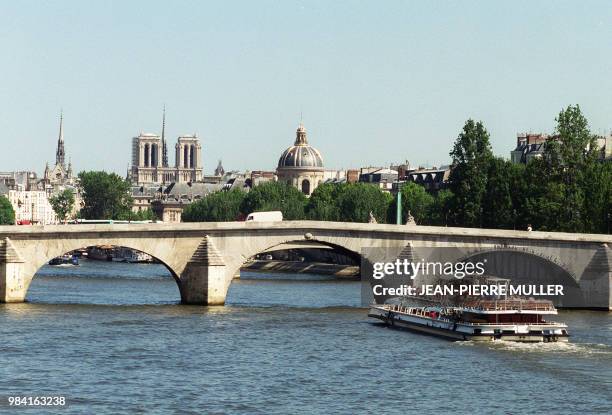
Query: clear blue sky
1 0 611 175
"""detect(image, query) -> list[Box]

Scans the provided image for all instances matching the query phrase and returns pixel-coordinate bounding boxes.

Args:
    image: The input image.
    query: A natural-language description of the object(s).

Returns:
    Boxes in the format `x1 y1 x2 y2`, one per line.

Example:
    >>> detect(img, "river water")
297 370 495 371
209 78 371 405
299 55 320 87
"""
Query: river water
1 259 611 414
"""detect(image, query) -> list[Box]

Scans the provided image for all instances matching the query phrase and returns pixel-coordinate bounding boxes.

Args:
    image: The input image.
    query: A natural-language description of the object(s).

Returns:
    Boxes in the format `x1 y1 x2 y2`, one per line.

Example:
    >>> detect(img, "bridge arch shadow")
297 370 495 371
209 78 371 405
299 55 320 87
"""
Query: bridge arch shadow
236 238 361 279
223 238 363 307
458 249 582 307
26 245 182 304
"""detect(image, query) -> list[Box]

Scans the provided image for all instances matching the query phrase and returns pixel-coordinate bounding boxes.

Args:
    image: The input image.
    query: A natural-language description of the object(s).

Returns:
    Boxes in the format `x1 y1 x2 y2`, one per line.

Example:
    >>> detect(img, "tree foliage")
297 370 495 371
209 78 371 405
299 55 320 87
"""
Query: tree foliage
183 189 246 222
78 171 133 220
428 189 453 226
447 119 493 227
0 196 15 225
336 183 392 223
543 105 599 232
240 181 307 220
306 183 344 221
481 158 516 229
388 182 434 225
49 189 75 222
116 208 157 221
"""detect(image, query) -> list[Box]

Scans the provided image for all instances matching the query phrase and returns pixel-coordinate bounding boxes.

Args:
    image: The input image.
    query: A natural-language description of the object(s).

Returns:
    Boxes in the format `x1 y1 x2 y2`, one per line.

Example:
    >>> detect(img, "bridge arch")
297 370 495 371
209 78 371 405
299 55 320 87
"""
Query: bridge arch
458 248 582 307
12 238 184 304
223 235 363 285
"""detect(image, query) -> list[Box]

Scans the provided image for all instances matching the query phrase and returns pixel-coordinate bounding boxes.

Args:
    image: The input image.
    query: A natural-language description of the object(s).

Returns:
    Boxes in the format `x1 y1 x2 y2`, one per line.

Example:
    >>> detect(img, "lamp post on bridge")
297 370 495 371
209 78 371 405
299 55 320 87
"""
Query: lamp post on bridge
396 190 402 225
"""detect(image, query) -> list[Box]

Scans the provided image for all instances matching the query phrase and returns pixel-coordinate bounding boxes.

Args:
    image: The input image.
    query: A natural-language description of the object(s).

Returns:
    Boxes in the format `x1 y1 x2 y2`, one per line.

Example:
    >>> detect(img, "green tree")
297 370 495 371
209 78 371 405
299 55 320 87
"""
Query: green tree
306 183 345 221
49 189 75 223
336 183 392 223
183 189 246 222
447 119 493 227
507 162 528 230
388 182 434 225
482 158 516 229
581 161 612 233
428 189 454 226
240 181 307 220
116 208 157 221
0 196 15 225
78 171 133 219
518 155 569 232
544 105 598 232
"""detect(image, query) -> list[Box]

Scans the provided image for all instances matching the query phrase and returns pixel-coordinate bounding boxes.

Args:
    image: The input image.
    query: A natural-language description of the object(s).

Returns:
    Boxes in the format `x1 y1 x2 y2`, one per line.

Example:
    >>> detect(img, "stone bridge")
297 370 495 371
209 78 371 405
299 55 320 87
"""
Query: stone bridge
0 222 610 309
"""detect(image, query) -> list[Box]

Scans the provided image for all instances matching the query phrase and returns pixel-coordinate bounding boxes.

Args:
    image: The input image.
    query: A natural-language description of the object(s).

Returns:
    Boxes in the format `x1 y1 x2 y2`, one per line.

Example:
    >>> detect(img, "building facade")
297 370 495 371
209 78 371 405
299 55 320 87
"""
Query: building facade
510 132 611 164
0 171 38 191
359 167 398 191
129 111 203 185
402 166 451 192
7 190 58 225
510 133 550 164
276 123 325 196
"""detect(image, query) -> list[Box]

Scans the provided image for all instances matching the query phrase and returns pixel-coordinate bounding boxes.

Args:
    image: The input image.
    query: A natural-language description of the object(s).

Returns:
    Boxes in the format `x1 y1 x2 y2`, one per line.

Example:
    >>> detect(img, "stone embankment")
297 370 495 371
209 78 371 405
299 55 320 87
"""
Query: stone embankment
241 260 359 279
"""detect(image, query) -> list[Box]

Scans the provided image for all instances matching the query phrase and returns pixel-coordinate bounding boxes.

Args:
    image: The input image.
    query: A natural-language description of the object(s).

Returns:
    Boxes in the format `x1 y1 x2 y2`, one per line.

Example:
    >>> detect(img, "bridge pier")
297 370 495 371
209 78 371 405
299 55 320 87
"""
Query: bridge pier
179 236 228 305
579 244 612 310
0 238 27 303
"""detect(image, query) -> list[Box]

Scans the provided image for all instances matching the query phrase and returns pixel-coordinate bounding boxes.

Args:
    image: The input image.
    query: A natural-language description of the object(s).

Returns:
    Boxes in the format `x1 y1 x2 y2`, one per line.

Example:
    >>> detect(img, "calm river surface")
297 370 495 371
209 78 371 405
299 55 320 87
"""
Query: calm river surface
1 259 611 414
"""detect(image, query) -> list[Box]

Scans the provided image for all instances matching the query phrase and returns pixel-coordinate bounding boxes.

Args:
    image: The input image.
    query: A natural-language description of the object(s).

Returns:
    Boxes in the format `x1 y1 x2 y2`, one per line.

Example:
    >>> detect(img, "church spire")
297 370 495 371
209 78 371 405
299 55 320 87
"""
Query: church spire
161 105 168 167
55 111 66 168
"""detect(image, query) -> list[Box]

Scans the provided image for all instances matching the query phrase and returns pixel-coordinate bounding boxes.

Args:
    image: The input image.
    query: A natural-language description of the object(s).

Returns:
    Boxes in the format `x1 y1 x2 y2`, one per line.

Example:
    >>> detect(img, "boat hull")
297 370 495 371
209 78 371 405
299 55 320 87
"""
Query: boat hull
368 307 569 343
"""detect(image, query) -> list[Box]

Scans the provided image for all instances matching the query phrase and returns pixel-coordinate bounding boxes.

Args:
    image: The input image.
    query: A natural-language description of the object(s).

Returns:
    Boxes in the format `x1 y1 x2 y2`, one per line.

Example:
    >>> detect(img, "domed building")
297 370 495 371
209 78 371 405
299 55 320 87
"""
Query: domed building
277 123 324 196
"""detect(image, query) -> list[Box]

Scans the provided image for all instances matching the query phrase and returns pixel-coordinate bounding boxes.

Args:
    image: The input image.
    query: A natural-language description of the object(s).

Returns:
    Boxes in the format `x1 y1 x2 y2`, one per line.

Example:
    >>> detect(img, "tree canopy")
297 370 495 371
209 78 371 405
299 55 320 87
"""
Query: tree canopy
0 196 15 225
49 189 75 223
335 183 392 223
306 182 344 221
240 181 307 220
183 189 246 222
78 171 133 220
447 119 493 227
388 182 434 225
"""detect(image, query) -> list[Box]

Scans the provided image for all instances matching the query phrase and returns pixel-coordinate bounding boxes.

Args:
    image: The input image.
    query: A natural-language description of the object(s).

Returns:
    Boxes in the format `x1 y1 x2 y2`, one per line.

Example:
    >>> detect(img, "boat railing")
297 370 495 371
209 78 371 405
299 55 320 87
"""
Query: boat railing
461 300 556 312
374 304 564 327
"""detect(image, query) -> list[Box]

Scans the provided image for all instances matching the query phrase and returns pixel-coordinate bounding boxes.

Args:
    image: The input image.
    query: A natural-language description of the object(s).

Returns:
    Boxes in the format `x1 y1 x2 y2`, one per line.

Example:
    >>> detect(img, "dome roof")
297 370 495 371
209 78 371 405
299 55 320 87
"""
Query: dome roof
277 124 324 169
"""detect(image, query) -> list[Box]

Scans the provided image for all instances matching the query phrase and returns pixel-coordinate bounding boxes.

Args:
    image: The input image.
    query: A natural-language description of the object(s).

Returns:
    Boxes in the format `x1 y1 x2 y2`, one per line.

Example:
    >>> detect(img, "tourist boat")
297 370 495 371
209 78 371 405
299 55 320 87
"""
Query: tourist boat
48 254 79 266
87 245 114 261
368 298 569 342
111 247 154 263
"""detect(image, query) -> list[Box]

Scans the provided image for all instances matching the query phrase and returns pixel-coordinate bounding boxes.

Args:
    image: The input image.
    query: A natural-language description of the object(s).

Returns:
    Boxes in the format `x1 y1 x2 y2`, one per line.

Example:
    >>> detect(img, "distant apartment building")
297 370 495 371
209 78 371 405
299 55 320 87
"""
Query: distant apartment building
359 167 398 191
323 169 346 182
250 170 276 187
346 169 360 183
403 166 451 192
510 133 550 164
7 190 58 225
151 200 184 223
511 132 612 164
596 135 612 160
131 182 224 223
0 171 39 191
